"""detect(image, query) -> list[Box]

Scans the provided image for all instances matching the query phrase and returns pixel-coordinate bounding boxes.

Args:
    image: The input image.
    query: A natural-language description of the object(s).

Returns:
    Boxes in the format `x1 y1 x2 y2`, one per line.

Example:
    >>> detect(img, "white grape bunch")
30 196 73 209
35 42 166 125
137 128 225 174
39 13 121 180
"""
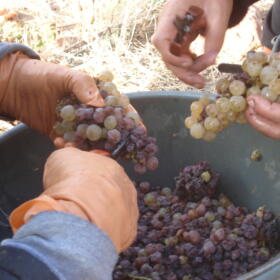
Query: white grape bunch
185 52 280 141
53 70 159 174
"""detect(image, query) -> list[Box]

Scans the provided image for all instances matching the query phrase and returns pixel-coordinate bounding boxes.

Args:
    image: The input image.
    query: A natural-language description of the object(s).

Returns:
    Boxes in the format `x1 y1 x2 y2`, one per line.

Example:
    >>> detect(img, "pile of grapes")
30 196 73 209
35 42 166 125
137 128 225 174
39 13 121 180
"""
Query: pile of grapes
53 70 159 174
185 52 280 141
114 162 280 280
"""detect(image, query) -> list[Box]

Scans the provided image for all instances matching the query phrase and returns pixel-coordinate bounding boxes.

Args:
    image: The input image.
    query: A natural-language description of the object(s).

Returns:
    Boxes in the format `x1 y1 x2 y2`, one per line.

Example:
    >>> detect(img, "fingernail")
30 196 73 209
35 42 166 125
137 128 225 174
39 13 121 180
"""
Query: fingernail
248 99 255 109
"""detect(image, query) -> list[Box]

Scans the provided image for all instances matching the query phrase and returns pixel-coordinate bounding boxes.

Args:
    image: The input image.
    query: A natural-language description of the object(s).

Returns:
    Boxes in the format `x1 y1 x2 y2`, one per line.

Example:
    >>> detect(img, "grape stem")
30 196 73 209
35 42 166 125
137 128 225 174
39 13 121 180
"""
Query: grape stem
127 274 152 280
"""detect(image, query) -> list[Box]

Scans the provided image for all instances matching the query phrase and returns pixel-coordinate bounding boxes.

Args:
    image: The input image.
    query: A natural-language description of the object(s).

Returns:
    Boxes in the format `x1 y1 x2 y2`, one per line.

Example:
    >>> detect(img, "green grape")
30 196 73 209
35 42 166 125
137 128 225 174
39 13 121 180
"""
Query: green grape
184 116 197 129
96 70 114 82
191 101 203 119
261 87 278 102
205 103 218 117
227 111 237 122
53 122 65 136
199 95 211 106
229 80 246 96
126 111 141 125
250 52 268 64
190 123 205 139
216 78 230 93
61 120 75 132
246 61 262 78
216 97 231 113
230 96 247 112
246 85 261 97
119 94 130 108
105 96 119 106
60 105 76 121
268 79 280 95
101 82 118 94
101 128 108 139
104 115 117 130
269 53 280 68
260 66 278 85
204 117 220 132
86 124 102 141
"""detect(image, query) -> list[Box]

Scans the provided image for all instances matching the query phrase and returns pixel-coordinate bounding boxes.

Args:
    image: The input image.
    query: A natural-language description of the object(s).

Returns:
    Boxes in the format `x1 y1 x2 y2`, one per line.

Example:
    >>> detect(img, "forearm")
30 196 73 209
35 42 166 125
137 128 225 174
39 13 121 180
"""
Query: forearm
1 211 118 280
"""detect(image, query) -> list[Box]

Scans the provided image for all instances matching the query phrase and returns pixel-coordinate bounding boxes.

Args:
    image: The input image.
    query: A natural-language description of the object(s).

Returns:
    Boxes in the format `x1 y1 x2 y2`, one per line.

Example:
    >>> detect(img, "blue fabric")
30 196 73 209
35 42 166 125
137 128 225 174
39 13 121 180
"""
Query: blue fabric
1 211 118 280
0 42 40 60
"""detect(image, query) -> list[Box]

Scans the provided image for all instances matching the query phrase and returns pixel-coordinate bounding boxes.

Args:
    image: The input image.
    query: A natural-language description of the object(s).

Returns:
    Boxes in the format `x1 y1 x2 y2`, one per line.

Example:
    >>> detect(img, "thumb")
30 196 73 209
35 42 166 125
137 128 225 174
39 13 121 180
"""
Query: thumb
68 71 105 107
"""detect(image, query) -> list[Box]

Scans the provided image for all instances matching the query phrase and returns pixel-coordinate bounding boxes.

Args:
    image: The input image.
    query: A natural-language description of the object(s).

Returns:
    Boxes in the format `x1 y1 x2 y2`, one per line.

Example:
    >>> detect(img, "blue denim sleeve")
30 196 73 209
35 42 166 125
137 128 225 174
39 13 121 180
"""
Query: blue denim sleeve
1 211 118 280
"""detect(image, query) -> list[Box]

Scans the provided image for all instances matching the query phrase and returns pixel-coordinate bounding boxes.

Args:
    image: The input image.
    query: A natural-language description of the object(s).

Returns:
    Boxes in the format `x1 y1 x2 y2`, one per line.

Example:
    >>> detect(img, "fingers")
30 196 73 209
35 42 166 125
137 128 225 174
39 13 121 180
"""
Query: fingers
69 71 105 107
247 95 280 123
166 63 205 88
152 36 193 68
203 0 233 54
190 51 217 73
245 109 280 139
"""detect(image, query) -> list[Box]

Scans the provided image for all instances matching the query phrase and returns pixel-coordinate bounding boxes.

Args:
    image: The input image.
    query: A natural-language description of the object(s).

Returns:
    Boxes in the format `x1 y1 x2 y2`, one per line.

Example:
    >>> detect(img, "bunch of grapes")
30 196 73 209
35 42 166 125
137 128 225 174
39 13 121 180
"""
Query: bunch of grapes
185 52 280 140
175 161 220 202
113 162 280 280
53 70 159 174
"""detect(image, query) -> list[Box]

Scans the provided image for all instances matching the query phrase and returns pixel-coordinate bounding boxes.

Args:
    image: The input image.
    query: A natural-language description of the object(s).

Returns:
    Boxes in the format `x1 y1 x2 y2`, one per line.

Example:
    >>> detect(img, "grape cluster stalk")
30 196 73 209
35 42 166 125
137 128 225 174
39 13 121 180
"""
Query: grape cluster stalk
113 162 280 280
185 52 280 141
53 70 159 174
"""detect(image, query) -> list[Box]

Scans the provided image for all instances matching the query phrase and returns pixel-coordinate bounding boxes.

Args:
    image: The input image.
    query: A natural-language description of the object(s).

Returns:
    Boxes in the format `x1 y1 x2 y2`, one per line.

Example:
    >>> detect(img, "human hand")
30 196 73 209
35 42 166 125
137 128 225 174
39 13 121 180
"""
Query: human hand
0 51 104 136
9 147 139 252
152 0 233 88
246 95 280 139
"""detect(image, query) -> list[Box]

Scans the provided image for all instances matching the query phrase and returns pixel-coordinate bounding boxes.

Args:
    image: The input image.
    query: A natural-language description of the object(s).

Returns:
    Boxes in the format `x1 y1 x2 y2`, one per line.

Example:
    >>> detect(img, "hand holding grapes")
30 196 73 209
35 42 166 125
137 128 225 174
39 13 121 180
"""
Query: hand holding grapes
0 51 104 137
151 0 233 88
246 95 280 139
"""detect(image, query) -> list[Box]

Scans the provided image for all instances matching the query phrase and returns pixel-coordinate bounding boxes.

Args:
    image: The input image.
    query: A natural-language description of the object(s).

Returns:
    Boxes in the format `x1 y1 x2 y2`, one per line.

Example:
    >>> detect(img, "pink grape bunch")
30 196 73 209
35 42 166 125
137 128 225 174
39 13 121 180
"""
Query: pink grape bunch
53 70 159 174
185 52 280 141
113 162 280 280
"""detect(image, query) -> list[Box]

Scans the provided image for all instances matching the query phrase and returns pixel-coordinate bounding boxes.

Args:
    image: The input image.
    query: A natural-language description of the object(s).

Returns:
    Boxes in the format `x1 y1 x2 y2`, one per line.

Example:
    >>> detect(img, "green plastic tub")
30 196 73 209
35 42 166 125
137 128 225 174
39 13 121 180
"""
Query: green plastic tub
0 91 280 279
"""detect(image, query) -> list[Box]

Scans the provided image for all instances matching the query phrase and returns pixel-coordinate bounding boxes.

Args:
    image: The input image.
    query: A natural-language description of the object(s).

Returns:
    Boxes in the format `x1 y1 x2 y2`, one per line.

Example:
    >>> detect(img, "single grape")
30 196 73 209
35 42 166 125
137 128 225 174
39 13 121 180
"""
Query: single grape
105 95 119 106
216 78 230 93
146 157 159 171
93 108 105 123
204 117 220 132
96 70 114 82
229 96 247 112
216 97 231 113
184 116 197 129
104 115 117 130
100 82 118 95
229 80 246 96
126 111 141 125
61 120 75 132
76 123 88 138
246 61 262 78
246 86 261 97
260 66 278 85
190 101 204 119
60 105 75 121
268 79 280 95
227 111 237 122
205 103 218 117
250 52 268 64
199 95 211 106
236 113 247 124
107 129 121 144
53 122 65 136
86 124 102 141
190 123 205 139
119 95 130 109
261 87 278 102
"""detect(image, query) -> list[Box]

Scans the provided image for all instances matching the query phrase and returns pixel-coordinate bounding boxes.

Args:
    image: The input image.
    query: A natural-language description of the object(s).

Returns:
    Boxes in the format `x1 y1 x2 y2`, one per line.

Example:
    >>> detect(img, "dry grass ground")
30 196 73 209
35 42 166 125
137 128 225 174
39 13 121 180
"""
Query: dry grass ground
0 0 274 132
